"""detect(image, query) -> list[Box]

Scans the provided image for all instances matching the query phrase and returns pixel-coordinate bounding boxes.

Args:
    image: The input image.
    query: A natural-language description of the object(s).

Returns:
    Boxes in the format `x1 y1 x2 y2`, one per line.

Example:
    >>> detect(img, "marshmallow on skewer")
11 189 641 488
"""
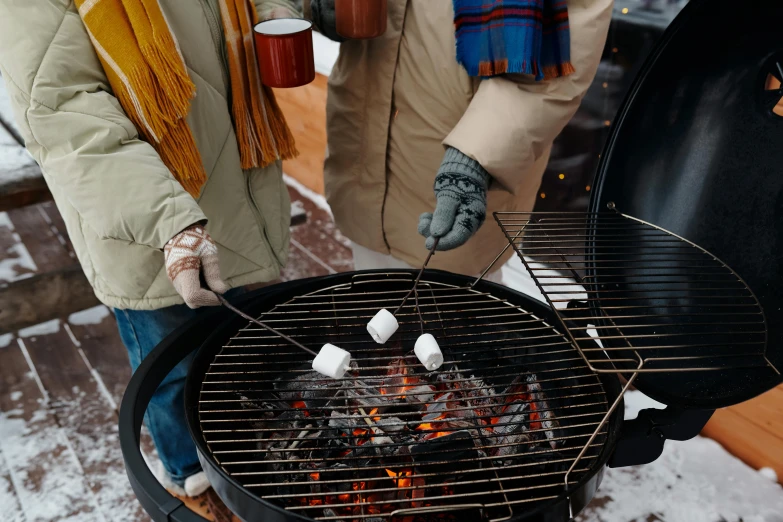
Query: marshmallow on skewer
367 309 399 344
414 334 443 371
312 344 352 379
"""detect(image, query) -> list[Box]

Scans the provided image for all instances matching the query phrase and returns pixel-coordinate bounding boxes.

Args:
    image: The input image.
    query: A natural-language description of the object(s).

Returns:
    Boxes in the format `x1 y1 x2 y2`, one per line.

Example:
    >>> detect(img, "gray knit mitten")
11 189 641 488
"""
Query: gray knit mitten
418 147 490 251
310 0 345 42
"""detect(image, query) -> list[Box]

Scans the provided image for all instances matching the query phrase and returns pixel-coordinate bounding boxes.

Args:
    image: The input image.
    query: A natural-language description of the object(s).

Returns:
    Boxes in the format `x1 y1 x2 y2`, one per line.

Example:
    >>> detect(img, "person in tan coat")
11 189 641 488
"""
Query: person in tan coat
311 0 613 279
0 0 301 507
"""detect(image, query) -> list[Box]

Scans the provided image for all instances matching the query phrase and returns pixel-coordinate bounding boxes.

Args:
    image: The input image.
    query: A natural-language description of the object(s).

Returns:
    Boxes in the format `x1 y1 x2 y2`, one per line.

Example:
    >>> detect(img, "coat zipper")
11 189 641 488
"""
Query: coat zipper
246 173 287 269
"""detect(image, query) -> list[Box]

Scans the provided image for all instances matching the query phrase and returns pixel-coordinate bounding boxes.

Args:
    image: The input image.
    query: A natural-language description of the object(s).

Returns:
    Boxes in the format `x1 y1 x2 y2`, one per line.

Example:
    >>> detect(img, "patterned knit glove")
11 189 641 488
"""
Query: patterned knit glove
418 148 490 251
164 225 230 309
310 0 345 42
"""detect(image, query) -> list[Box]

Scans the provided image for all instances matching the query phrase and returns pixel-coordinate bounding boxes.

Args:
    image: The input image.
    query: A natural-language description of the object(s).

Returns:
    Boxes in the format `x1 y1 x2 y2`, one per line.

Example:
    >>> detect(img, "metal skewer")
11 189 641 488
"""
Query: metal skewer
393 238 440 315
217 294 319 357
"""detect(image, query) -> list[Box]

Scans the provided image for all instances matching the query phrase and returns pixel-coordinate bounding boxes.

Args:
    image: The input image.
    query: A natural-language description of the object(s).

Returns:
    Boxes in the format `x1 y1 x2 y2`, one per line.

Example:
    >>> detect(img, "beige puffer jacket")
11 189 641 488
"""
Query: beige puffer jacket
324 0 613 275
0 0 299 310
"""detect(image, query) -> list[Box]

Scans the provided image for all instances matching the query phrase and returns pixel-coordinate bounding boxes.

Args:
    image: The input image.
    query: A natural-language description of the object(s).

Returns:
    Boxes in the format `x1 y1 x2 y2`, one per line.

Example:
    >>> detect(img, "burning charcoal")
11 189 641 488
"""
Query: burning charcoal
495 429 533 464
379 359 425 398
491 400 530 436
525 374 562 450
336 381 389 410
369 434 394 446
322 508 346 522
402 385 436 404
422 392 455 421
410 430 478 474
236 395 278 418
328 411 361 430
458 375 497 420
375 416 407 433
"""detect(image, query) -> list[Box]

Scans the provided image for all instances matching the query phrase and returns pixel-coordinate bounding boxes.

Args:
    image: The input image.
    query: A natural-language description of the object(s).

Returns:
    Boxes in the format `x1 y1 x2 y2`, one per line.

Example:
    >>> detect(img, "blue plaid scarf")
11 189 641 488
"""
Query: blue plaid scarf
453 0 574 80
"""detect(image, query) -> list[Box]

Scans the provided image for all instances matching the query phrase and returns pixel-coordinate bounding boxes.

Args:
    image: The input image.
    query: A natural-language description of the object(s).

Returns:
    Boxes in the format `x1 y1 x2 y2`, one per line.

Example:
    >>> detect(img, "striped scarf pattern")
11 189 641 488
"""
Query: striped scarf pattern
75 0 297 197
453 0 575 81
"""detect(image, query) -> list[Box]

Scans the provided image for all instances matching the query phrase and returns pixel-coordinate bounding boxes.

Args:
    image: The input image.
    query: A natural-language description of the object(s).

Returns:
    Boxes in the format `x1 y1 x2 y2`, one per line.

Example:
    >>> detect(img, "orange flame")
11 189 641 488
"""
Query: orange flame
292 401 310 417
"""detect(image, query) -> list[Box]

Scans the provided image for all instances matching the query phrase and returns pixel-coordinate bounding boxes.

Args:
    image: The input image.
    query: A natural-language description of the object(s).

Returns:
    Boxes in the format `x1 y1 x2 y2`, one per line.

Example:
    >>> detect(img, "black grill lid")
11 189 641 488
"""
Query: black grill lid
589 0 783 407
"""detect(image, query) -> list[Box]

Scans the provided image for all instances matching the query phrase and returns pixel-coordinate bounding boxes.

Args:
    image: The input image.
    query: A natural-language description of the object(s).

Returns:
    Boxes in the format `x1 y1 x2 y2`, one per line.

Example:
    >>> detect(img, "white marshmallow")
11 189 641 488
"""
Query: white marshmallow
414 334 443 371
312 344 352 379
367 309 399 344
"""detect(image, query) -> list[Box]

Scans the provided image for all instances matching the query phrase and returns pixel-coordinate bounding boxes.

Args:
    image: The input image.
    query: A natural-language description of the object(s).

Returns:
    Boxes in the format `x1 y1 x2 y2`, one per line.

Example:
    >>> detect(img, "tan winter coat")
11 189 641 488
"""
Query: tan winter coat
0 0 299 310
324 0 613 275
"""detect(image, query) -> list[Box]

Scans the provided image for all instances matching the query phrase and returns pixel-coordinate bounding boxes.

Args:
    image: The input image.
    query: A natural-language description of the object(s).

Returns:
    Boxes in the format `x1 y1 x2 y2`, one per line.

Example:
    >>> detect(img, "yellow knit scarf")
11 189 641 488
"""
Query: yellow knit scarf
75 0 298 197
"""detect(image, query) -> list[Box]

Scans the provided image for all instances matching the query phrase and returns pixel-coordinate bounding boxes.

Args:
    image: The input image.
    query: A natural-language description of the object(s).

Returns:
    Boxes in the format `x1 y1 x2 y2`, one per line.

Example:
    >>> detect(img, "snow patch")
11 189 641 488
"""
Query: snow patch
10 391 22 402
0 410 104 521
0 242 38 283
0 447 24 521
284 173 333 216
0 211 13 230
577 436 783 522
0 333 13 348
760 467 779 483
501 255 586 309
18 319 60 338
623 389 666 420
68 305 110 326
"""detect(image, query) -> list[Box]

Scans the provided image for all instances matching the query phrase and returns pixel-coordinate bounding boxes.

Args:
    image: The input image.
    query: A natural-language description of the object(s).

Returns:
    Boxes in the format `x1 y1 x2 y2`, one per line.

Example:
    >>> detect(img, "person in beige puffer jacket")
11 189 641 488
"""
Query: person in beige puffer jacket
311 0 613 280
0 0 301 502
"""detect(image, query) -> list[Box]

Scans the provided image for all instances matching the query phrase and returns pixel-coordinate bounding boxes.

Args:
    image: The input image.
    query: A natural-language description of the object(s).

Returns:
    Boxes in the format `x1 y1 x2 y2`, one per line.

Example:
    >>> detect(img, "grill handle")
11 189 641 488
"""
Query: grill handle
608 407 714 468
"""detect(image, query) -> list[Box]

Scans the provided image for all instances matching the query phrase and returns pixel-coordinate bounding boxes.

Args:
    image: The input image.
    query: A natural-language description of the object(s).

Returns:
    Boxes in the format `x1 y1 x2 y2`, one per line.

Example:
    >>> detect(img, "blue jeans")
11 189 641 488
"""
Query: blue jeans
115 288 244 485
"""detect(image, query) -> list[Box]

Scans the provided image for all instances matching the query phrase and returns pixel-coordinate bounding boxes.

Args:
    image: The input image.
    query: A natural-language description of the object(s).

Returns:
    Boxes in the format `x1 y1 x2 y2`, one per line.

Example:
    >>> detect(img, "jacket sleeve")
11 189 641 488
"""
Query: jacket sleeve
443 0 613 194
0 0 206 250
253 0 302 20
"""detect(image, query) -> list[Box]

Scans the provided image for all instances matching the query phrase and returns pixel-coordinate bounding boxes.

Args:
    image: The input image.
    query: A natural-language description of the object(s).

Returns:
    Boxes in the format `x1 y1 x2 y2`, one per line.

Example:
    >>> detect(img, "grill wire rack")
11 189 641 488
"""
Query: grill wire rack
494 210 778 376
199 274 617 521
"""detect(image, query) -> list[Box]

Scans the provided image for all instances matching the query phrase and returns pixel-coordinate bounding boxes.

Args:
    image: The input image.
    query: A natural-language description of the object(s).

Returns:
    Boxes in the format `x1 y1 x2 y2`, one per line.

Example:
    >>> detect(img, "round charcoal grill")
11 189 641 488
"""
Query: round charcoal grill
189 272 622 522
119 1 783 521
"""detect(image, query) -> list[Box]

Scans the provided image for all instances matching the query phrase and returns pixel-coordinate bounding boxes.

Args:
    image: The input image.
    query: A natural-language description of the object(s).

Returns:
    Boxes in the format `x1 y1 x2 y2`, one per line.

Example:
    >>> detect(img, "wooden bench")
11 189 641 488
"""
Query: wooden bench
0 86 306 333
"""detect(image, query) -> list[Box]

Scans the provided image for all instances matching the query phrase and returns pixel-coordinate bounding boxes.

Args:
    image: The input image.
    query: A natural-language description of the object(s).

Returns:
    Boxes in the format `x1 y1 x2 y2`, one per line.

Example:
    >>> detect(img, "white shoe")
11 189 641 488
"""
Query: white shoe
184 470 211 497
151 459 210 498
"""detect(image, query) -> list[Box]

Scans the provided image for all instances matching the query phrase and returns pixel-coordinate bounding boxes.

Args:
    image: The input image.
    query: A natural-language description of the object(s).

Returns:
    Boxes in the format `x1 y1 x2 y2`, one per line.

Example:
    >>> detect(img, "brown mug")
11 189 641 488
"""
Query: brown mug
335 0 388 40
253 19 315 89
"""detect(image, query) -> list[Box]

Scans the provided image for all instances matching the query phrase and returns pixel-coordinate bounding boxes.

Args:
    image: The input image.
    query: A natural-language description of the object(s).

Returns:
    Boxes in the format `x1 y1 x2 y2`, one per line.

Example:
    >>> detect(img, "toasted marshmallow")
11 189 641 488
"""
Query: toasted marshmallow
312 344 352 379
414 334 443 371
367 309 399 344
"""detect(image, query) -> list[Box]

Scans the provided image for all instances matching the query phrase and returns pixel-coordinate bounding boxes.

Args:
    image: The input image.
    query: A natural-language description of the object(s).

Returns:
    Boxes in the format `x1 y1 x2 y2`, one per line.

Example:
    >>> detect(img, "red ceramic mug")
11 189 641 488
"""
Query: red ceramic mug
253 18 315 89
335 0 388 39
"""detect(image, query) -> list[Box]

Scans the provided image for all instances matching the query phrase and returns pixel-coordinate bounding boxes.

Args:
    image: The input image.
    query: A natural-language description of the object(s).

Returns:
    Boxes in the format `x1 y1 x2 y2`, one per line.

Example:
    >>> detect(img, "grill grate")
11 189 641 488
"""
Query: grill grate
198 275 612 521
495 211 778 376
